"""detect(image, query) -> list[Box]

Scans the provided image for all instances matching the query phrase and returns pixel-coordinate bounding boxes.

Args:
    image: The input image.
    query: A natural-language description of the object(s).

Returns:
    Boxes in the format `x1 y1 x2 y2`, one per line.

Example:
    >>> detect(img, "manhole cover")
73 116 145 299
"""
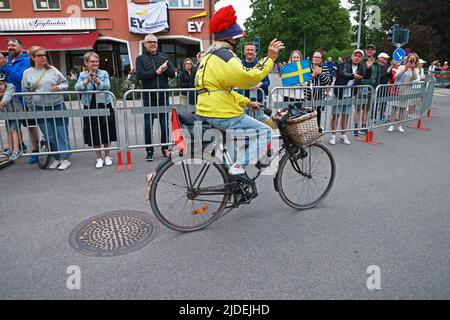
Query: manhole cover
69 211 159 257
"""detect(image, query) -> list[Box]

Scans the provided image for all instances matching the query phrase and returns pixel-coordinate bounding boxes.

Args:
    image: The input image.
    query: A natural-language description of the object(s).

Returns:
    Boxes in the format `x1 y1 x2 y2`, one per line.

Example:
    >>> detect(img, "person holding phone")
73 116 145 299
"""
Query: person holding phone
390 53 421 133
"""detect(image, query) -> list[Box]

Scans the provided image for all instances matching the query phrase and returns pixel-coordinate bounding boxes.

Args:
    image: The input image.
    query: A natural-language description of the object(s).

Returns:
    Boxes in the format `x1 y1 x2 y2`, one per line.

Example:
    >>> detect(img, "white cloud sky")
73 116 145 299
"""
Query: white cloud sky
215 0 357 29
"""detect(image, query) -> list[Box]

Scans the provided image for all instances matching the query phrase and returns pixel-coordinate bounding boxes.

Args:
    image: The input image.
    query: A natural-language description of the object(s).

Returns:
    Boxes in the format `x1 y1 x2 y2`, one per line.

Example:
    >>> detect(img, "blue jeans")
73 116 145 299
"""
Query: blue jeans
35 104 71 159
202 114 272 168
143 100 169 154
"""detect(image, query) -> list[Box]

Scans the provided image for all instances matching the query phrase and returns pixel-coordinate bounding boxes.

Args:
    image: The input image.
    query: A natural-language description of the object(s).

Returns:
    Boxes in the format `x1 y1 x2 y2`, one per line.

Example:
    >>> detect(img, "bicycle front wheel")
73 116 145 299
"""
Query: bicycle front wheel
149 156 230 232
276 142 335 210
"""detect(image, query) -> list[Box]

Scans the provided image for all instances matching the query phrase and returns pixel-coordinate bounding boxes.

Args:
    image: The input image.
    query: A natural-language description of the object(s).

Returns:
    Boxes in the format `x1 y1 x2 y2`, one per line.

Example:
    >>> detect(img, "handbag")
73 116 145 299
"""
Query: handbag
30 69 49 92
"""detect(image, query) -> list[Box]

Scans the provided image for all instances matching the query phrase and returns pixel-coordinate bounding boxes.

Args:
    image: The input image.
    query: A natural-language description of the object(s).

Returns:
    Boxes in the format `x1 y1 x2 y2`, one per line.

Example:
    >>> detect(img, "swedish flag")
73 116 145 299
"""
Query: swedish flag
281 60 312 86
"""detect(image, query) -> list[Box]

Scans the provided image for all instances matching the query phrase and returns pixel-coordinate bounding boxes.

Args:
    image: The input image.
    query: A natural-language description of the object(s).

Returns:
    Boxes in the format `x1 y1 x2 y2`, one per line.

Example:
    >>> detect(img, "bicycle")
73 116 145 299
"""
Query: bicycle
147 106 336 232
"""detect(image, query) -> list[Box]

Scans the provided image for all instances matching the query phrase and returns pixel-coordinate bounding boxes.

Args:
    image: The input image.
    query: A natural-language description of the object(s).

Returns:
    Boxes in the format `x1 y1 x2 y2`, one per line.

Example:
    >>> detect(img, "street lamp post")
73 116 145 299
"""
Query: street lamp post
356 0 365 49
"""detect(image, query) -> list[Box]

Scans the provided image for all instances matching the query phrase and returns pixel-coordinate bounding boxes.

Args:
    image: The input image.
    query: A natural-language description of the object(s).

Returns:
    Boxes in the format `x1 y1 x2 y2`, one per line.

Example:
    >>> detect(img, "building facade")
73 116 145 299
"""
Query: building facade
0 0 214 77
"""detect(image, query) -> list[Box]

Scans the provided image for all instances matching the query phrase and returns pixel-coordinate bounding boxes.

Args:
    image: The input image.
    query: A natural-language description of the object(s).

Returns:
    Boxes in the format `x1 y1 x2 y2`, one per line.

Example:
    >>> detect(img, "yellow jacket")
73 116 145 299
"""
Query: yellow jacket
195 46 274 118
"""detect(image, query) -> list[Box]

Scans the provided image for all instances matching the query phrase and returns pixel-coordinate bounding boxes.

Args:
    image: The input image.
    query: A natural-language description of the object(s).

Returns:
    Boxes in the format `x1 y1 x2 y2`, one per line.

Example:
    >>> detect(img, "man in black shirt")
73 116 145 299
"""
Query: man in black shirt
136 33 175 161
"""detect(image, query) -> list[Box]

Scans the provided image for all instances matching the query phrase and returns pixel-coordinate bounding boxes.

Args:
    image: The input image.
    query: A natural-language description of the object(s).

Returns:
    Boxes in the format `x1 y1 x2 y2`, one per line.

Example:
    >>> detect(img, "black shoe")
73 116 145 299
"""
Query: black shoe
255 159 270 170
162 149 170 159
146 152 154 162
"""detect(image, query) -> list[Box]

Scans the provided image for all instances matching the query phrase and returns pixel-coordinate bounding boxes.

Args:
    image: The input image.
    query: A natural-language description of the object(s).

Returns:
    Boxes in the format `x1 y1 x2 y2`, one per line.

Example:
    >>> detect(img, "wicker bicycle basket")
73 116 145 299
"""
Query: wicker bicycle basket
285 111 321 146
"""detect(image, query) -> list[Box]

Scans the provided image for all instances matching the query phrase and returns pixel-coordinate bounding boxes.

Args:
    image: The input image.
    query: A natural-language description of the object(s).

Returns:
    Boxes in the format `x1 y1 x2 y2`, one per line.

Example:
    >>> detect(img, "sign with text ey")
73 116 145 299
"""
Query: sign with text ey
128 2 169 34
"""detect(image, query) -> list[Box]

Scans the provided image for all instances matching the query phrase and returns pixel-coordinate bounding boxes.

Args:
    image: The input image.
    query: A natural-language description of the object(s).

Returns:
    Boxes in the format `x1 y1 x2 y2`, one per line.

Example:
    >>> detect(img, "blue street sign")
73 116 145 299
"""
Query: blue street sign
393 48 406 62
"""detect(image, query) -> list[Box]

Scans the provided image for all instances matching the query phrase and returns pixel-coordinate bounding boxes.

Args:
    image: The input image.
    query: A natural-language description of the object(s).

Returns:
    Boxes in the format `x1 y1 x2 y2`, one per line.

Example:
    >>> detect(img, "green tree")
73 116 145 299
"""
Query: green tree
386 0 449 62
348 0 393 50
348 0 448 62
244 0 353 62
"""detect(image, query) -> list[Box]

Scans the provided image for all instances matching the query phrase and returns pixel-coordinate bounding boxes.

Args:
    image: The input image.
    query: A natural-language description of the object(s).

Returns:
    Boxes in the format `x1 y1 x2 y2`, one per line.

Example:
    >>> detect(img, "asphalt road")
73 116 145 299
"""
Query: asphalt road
0 78 449 300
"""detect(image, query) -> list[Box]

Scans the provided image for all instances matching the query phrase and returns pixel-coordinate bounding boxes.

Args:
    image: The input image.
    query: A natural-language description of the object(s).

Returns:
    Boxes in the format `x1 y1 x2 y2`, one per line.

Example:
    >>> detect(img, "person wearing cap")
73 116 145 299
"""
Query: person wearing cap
419 59 427 80
443 61 448 71
195 5 284 177
0 38 40 164
354 44 379 136
330 49 373 146
376 52 391 123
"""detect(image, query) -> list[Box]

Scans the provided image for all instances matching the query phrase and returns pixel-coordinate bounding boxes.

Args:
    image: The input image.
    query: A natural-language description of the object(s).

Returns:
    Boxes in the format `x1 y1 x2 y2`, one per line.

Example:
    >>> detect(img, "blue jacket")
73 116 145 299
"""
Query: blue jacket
0 53 31 94
238 57 270 103
74 69 113 106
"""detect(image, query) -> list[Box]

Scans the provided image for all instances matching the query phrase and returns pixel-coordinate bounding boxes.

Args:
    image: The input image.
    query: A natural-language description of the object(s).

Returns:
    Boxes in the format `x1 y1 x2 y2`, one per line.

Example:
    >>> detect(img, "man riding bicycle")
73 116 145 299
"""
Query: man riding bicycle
194 5 284 177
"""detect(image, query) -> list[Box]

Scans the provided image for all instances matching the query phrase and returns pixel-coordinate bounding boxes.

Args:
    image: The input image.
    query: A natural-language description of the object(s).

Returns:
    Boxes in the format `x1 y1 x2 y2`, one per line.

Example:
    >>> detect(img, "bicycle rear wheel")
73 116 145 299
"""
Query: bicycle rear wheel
149 156 230 232
276 142 335 209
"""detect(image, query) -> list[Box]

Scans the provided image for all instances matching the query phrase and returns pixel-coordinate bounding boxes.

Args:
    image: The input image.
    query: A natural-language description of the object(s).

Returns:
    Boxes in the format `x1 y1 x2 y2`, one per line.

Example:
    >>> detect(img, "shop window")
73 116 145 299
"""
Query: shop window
119 44 128 55
34 0 60 10
164 0 204 9
83 0 108 10
0 0 11 10
161 44 175 53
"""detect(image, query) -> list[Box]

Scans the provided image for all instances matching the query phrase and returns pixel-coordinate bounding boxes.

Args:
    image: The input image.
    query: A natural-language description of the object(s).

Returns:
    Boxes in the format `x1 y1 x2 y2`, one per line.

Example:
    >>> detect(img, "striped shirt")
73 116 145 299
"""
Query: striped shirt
304 64 331 101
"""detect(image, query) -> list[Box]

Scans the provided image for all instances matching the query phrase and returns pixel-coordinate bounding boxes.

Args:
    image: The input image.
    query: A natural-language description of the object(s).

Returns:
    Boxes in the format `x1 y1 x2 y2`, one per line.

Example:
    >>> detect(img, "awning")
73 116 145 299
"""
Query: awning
0 32 99 51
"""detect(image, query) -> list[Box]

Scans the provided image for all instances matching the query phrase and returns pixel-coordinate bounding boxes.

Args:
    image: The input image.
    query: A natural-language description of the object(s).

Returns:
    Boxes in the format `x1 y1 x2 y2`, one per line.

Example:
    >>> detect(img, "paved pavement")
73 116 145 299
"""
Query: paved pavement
0 76 449 300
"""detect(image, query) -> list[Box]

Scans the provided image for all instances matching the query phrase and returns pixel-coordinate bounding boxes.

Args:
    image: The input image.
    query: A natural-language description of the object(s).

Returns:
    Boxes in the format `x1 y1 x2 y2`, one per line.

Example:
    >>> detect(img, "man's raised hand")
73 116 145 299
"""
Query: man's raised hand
268 39 285 61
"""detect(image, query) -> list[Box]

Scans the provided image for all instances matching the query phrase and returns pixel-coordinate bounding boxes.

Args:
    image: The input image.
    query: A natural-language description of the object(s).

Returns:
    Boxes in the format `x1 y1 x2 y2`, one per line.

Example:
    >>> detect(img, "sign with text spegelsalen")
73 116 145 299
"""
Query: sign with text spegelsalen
128 2 169 34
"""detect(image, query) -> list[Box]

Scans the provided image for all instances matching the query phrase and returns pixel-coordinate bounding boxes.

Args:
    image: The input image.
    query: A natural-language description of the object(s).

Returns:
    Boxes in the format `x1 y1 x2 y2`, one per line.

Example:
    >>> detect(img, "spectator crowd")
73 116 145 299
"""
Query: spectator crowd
0 35 438 169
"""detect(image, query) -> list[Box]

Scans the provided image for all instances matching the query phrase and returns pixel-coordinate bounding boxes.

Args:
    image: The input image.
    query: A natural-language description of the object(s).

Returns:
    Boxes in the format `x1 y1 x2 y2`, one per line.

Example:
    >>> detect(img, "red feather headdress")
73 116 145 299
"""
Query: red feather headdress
209 5 237 34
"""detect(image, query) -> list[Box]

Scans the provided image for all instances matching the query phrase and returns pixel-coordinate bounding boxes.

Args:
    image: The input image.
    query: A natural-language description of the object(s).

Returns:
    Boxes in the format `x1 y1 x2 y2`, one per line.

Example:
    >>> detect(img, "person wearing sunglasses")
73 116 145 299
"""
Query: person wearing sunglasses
389 53 421 133
304 50 331 130
21 46 71 170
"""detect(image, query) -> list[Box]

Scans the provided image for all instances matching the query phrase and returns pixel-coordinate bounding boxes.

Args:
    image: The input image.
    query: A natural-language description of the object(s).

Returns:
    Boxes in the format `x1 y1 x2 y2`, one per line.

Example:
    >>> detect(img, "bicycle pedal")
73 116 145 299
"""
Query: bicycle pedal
255 160 270 170
229 173 255 186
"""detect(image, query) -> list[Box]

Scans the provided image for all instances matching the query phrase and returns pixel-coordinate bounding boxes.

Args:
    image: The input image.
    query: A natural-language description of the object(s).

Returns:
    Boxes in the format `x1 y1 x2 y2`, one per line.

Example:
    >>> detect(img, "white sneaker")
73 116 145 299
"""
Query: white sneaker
228 163 245 175
398 125 405 133
58 160 71 170
339 135 351 145
96 158 104 169
387 125 394 132
104 156 113 166
329 135 336 145
48 159 61 170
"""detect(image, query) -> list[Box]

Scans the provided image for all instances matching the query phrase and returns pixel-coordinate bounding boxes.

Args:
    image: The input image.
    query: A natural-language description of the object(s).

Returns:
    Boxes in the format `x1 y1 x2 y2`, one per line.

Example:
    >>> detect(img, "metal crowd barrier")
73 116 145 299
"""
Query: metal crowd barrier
421 77 436 115
0 91 119 159
120 88 266 167
371 81 427 130
431 71 450 88
0 82 437 169
269 81 435 141
269 85 375 135
121 88 198 154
